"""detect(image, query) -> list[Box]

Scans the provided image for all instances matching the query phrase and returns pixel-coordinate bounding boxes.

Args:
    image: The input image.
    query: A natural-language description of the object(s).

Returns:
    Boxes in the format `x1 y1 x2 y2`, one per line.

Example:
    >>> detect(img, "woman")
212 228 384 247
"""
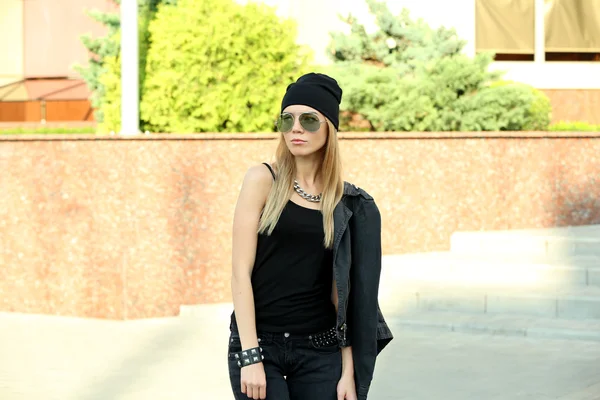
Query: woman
228 73 393 400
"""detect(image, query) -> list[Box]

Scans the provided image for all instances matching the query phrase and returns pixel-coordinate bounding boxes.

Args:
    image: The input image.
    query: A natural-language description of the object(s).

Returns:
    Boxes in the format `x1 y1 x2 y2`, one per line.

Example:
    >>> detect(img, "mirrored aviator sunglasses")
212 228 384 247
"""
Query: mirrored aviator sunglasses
275 112 326 133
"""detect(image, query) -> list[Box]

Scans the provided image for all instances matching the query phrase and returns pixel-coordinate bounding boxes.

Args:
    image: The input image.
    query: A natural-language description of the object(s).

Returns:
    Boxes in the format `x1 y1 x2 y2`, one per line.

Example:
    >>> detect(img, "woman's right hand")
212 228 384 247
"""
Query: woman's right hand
232 165 273 400
241 362 267 399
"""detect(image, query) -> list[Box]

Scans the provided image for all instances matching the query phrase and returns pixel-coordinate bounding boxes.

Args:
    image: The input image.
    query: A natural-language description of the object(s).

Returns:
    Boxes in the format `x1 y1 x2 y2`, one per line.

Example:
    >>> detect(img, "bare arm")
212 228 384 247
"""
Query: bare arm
231 164 273 352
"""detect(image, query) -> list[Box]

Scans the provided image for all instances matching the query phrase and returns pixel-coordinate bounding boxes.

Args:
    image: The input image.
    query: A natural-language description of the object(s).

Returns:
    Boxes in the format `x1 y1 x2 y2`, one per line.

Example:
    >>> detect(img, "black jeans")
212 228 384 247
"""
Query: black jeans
227 327 342 400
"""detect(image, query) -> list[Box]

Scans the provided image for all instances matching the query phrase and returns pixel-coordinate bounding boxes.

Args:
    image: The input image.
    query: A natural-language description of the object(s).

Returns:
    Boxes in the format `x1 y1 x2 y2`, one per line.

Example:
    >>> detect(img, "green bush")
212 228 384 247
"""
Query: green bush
140 0 311 133
329 1 466 69
79 1 176 130
549 121 600 131
74 4 120 125
452 83 538 131
0 127 96 135
324 54 540 132
97 49 122 133
325 0 550 132
489 80 551 130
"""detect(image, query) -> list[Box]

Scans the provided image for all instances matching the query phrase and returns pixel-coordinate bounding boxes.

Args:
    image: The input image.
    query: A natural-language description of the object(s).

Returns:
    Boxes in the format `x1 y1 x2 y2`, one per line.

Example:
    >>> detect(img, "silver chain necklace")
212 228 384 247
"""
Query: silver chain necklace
293 180 322 203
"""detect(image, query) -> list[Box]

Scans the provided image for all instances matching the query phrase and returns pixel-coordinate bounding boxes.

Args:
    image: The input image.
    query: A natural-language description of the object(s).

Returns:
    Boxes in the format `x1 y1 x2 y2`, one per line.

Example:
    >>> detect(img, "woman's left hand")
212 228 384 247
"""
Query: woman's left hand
337 373 357 400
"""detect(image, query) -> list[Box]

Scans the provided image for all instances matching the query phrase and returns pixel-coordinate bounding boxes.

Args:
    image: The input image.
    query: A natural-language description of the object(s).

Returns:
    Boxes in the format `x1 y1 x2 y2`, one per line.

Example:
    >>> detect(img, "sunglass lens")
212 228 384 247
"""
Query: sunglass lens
277 114 294 132
299 114 321 132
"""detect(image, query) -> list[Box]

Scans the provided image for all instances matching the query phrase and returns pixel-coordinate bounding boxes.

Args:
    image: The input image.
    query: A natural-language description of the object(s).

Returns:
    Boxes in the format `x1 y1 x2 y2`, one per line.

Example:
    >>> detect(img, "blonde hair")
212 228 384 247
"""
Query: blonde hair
258 119 343 248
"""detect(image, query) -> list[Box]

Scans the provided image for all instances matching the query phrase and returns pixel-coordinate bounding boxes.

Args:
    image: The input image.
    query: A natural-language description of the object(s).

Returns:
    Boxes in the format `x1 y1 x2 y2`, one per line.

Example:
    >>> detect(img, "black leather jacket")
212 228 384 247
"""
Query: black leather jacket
333 182 394 400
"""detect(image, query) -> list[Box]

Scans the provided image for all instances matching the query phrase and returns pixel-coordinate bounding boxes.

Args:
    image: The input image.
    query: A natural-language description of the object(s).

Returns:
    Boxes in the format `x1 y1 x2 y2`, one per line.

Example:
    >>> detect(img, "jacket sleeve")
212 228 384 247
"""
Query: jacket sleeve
349 195 383 400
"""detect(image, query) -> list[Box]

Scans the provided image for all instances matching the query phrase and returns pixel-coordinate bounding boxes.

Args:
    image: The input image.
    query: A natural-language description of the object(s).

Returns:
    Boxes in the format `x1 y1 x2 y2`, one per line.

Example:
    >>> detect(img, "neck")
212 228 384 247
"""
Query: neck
294 154 322 187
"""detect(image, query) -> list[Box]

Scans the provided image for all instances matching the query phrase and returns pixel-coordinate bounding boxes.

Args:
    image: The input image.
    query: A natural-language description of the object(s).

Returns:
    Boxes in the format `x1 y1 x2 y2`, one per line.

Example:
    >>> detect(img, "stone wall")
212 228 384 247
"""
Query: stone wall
541 89 600 124
1 132 599 319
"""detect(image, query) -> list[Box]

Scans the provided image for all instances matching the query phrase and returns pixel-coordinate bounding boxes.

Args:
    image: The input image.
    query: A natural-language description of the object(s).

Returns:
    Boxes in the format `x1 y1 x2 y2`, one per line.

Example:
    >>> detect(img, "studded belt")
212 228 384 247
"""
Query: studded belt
308 326 338 348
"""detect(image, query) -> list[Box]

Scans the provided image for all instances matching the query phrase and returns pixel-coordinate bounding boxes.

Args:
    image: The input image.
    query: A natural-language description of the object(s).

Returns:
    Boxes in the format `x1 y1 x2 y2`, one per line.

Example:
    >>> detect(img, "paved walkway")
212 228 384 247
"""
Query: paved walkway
1 310 600 400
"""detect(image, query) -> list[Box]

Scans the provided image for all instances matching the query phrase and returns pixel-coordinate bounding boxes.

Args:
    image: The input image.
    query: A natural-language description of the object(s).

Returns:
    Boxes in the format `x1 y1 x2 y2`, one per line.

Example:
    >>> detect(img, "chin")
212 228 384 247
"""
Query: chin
288 147 317 157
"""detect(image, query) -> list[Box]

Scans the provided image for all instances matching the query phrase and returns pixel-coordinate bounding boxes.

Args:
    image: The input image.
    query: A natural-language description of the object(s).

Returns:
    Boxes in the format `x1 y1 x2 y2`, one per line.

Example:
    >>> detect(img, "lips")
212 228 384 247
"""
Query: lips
291 139 306 144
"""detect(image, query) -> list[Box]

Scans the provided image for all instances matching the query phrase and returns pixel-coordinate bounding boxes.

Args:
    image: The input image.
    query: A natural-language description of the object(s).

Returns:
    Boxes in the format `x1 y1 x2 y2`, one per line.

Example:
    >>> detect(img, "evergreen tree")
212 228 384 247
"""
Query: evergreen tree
73 2 120 123
325 0 551 131
74 0 176 125
329 0 465 71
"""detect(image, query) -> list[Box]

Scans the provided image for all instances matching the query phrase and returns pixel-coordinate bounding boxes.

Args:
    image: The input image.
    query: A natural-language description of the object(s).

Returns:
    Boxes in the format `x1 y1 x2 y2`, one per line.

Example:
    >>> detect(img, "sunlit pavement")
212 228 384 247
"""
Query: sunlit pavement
1 306 600 400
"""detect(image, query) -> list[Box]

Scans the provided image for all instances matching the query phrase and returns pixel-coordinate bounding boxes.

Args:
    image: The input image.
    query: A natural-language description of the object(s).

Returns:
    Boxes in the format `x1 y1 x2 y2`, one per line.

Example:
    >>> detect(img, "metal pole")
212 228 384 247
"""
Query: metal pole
466 0 477 58
120 0 140 135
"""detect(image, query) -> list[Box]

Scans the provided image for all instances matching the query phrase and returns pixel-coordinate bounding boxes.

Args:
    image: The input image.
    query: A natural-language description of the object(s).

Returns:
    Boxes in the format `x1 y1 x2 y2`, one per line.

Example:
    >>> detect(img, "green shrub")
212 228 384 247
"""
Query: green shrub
549 121 600 131
452 83 538 131
140 0 311 133
74 4 121 124
329 0 466 69
325 0 550 132
97 49 122 133
489 80 551 130
0 127 96 135
324 54 543 132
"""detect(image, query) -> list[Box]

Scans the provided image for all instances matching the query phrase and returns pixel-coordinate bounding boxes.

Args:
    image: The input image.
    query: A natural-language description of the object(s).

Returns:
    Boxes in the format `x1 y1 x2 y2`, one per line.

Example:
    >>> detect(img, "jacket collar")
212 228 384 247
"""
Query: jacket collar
342 181 361 197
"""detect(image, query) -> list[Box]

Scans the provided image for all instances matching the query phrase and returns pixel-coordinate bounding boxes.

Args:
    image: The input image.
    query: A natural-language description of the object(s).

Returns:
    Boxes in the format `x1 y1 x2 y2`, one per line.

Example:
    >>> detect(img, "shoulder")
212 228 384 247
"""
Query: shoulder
343 181 380 219
343 181 374 201
239 163 275 202
244 163 275 186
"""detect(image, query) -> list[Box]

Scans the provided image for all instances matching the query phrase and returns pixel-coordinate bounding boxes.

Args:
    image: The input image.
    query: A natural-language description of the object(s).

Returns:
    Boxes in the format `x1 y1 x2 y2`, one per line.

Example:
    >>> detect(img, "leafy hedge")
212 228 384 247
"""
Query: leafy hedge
97 40 122 134
140 0 311 133
0 127 96 135
549 121 600 131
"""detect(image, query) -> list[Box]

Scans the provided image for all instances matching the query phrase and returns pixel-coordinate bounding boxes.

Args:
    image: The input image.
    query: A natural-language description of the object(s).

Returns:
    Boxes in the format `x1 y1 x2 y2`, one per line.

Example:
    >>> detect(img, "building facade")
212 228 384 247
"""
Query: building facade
1 0 599 124
0 0 116 123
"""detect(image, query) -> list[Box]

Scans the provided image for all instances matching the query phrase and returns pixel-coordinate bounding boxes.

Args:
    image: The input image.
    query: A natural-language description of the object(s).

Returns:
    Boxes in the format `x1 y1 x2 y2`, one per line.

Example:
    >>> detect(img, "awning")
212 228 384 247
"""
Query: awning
476 0 535 54
0 78 91 102
545 0 600 52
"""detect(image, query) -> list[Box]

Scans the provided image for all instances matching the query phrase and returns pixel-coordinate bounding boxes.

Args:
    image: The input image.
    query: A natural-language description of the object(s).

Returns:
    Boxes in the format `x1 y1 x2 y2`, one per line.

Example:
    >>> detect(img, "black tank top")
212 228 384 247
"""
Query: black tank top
231 164 336 334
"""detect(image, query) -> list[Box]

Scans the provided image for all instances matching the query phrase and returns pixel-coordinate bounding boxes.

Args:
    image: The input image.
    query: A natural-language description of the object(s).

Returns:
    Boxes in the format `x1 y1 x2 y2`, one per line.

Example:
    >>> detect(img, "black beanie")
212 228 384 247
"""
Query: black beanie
280 73 343 131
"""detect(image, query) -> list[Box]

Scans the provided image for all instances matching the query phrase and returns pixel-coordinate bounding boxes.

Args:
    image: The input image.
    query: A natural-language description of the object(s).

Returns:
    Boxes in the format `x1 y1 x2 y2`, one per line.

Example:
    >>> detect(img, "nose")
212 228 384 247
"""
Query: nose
291 116 304 133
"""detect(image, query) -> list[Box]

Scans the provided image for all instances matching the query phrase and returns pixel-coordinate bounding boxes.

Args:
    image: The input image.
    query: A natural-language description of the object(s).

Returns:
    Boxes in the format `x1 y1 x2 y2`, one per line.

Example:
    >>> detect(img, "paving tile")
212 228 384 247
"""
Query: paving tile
2 311 600 400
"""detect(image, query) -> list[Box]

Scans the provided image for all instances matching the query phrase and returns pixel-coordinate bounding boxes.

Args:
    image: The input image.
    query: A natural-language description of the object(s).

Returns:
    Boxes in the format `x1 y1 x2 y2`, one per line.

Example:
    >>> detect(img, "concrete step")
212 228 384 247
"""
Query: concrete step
179 303 233 328
382 252 600 288
391 311 600 342
450 225 600 258
379 285 600 320
385 251 600 266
